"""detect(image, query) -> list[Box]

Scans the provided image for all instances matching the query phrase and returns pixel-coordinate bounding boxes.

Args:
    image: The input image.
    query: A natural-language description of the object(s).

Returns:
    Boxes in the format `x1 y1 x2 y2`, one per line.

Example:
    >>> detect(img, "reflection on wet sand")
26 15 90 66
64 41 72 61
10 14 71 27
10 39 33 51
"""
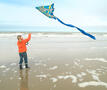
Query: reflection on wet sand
19 69 29 90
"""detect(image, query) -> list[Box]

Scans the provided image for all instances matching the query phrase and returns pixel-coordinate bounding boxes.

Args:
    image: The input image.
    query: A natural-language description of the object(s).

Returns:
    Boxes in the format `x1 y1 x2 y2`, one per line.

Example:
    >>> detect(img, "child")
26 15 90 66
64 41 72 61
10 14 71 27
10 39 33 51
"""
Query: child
17 33 31 69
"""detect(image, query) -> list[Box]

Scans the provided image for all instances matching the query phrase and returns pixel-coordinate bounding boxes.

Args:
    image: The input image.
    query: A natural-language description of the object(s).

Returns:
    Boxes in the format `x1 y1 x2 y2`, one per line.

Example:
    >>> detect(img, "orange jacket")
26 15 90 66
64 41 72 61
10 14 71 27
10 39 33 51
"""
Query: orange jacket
17 34 31 53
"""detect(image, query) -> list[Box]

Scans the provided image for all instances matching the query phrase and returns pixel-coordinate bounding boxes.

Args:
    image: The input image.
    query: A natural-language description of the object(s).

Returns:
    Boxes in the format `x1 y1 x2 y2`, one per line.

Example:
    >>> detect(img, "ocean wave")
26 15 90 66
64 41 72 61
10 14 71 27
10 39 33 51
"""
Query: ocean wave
0 33 85 38
0 33 22 38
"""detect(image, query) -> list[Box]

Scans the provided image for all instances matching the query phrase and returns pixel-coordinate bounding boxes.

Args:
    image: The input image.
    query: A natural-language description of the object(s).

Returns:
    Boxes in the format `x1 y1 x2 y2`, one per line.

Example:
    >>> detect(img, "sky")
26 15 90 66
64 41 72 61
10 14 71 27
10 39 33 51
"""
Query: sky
0 0 107 32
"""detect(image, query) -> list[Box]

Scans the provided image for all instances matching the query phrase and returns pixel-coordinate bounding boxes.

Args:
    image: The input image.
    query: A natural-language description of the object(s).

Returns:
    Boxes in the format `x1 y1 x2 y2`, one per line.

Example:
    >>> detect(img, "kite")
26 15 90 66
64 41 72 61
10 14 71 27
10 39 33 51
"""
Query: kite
36 3 96 40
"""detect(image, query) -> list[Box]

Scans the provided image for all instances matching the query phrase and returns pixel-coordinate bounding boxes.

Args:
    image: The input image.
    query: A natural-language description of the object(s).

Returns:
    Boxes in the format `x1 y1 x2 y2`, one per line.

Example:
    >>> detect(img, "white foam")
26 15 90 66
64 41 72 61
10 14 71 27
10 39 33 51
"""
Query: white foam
23 66 25 68
32 33 84 38
77 72 86 78
81 72 86 76
87 70 97 75
3 68 10 73
0 33 86 38
18 77 21 80
65 72 72 74
58 75 77 83
49 66 58 70
85 58 107 63
50 78 58 83
74 61 79 66
0 65 6 69
87 69 100 81
36 75 47 78
14 71 17 73
77 74 82 78
92 75 100 81
65 72 69 74
5 68 10 71
78 81 107 88
58 76 64 79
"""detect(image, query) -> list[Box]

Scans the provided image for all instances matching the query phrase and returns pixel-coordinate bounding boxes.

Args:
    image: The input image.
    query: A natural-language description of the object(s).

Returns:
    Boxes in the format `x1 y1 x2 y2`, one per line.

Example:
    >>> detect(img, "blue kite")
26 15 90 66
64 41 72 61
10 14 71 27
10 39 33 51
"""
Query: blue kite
36 3 96 40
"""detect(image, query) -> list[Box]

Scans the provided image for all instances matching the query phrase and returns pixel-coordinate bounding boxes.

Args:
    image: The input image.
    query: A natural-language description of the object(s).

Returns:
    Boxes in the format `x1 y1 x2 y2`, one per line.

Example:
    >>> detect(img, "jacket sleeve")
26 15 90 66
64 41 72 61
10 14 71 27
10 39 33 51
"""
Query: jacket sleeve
24 33 31 43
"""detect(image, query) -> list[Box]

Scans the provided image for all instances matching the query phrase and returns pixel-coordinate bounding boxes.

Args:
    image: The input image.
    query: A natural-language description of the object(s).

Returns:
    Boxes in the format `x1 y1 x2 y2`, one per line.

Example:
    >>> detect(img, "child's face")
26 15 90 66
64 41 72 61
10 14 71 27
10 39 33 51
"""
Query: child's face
18 36 23 41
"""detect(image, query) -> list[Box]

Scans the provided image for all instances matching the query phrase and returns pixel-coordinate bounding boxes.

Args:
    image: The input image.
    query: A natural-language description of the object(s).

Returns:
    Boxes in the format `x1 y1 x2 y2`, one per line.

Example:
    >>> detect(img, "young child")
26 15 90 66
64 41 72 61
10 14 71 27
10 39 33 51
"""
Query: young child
17 33 31 69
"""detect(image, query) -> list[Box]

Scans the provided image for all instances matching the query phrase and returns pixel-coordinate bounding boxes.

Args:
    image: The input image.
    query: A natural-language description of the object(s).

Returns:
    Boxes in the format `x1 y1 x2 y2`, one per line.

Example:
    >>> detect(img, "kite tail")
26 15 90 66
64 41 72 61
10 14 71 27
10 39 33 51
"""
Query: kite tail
55 17 96 40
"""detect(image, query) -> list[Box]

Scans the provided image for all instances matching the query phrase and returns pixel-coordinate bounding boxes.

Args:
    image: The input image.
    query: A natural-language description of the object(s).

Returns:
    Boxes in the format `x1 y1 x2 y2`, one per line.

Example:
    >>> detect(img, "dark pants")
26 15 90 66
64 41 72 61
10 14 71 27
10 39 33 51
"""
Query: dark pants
19 52 28 65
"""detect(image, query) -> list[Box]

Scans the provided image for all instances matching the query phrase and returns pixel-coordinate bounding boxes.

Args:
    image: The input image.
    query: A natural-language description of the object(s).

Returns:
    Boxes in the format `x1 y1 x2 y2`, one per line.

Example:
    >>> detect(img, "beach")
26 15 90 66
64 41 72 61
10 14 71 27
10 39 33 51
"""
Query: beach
0 32 107 90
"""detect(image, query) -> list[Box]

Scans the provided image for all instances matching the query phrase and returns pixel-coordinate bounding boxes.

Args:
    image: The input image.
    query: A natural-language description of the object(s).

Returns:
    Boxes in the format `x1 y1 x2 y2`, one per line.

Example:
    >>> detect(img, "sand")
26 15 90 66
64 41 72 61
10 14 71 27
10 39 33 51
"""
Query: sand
0 32 107 90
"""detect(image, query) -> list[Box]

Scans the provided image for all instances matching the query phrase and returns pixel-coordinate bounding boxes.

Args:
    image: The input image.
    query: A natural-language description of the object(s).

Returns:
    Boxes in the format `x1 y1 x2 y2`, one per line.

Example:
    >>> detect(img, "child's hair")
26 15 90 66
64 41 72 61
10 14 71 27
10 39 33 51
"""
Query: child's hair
17 35 22 40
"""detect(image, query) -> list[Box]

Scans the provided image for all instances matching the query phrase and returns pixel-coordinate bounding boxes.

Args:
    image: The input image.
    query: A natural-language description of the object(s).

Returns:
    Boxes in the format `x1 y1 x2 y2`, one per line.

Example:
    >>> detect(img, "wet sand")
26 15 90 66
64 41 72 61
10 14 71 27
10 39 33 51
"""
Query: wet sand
0 33 107 90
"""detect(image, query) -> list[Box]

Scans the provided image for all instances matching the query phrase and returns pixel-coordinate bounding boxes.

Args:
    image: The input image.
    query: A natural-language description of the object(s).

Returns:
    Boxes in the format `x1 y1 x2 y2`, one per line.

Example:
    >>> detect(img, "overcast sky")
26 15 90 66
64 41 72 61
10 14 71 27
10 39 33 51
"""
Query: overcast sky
0 0 107 32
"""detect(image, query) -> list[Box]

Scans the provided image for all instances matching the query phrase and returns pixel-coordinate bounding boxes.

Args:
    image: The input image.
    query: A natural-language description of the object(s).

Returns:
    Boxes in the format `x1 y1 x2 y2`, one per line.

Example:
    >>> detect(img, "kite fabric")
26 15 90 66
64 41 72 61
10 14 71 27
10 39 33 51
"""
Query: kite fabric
36 3 96 40
36 3 55 19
